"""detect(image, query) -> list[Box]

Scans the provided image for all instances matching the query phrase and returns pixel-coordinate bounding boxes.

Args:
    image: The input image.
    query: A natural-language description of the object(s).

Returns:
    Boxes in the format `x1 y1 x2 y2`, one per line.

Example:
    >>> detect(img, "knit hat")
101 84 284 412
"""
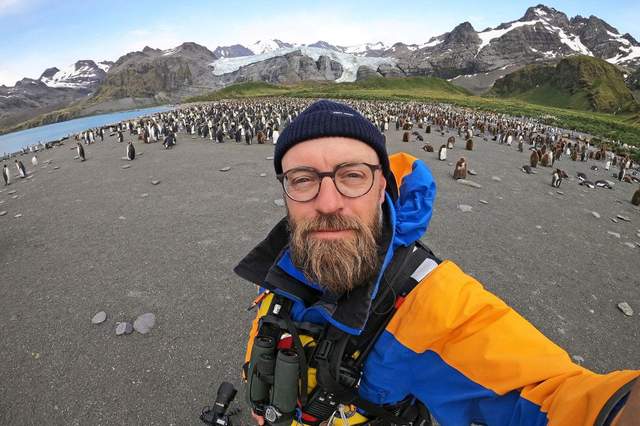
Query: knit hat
274 100 397 200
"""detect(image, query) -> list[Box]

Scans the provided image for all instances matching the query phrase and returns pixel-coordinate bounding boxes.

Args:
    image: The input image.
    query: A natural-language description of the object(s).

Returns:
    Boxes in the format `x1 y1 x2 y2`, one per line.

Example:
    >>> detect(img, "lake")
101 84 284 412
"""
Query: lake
0 105 173 154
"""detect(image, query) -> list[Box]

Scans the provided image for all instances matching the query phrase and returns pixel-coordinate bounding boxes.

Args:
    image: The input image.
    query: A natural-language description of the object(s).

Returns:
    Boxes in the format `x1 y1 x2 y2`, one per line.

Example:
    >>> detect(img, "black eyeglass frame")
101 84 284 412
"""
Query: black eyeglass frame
276 162 382 202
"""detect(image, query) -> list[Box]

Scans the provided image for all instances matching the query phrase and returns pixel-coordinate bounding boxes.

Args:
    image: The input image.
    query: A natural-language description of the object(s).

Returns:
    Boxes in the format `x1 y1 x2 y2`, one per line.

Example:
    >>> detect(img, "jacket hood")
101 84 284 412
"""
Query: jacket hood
234 152 436 334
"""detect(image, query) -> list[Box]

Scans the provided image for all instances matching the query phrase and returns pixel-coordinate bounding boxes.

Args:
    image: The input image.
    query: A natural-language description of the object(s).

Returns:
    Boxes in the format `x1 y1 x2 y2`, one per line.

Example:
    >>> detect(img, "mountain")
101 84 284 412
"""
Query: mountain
490 55 638 113
3 4 640 134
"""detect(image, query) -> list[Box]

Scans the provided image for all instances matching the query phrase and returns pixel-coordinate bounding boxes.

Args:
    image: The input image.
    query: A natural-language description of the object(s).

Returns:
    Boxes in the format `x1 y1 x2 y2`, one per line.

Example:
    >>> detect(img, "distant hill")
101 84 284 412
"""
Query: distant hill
490 56 639 113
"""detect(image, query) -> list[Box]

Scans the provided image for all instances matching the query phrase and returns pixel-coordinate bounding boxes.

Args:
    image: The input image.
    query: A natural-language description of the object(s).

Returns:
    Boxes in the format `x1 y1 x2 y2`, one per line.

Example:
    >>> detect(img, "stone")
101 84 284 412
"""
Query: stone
591 212 600 218
219 167 231 172
115 322 134 336
617 302 633 316
266 156 274 160
457 179 482 189
259 173 267 177
133 313 156 334
468 169 477 176
151 180 160 185
91 311 107 324
11 195 17 199
121 165 131 169
0 211 6 216
617 215 631 222
624 242 636 249
448 162 453 166
491 176 502 182
572 355 585 365
479 200 489 204
458 204 473 212
118 216 126 220
274 199 285 207
14 213 22 218
609 217 618 223
607 231 621 238
141 193 149 198
53 166 59 170
535 225 542 229
8 190 16 194
556 191 564 195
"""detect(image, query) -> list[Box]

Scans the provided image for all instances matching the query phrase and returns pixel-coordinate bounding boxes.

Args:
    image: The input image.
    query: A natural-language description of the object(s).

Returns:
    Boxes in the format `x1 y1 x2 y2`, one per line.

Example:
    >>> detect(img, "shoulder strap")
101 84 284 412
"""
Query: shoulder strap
314 242 440 423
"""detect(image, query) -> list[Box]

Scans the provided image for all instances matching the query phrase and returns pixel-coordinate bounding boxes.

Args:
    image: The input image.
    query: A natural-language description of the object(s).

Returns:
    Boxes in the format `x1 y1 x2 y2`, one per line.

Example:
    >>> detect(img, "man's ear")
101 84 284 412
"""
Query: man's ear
378 175 387 205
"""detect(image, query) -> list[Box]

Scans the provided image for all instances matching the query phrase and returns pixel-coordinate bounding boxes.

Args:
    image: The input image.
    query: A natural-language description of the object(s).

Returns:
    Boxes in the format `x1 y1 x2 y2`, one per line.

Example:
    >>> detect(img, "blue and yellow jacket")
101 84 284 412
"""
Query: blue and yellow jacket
235 153 639 425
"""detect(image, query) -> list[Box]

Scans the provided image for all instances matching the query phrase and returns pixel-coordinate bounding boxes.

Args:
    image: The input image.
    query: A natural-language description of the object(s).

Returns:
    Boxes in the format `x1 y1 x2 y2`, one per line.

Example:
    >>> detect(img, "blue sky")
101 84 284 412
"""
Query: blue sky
0 0 638 86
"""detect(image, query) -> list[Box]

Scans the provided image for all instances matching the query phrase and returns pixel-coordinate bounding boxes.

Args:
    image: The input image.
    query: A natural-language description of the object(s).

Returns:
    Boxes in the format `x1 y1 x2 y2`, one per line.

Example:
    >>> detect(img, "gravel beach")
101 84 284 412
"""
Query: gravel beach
1 125 638 425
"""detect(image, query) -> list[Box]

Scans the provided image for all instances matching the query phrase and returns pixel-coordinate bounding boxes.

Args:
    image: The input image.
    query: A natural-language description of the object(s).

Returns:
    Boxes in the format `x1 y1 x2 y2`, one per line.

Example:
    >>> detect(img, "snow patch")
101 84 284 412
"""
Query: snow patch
40 62 102 88
607 44 640 64
342 42 388 55
210 46 396 83
248 40 286 55
419 38 443 49
97 62 111 73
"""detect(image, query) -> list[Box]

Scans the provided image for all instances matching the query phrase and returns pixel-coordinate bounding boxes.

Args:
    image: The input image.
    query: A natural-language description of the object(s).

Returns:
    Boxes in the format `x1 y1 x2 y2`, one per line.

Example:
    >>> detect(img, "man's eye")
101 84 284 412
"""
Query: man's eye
290 176 315 185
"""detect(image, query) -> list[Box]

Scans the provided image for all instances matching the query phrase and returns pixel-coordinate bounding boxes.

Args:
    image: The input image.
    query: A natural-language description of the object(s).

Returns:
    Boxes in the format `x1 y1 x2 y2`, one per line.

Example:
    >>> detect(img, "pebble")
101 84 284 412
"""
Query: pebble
624 242 636 249
572 355 585 365
14 213 22 218
265 156 274 160
151 180 160 185
115 322 134 336
121 165 131 169
11 195 18 199
259 173 267 177
141 193 149 198
91 311 107 324
468 170 477 176
556 191 564 195
607 231 621 238
617 215 631 222
458 204 473 213
617 302 633 317
591 212 600 218
448 162 453 166
609 217 618 223
53 166 59 170
10 314 18 321
491 176 502 182
457 179 483 189
0 211 6 216
535 225 542 229
118 216 126 220
133 313 156 334
219 167 231 172
479 200 489 204
274 199 285 207
8 190 16 194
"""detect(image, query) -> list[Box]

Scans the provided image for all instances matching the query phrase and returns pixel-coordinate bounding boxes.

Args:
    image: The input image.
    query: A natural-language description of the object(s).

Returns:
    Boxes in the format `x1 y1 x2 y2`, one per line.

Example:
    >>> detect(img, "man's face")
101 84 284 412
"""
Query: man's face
281 137 387 294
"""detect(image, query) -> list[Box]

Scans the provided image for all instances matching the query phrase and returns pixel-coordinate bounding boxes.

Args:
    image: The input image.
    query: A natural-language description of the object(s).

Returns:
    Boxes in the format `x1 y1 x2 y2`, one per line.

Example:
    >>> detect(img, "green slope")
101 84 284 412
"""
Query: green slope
490 56 639 114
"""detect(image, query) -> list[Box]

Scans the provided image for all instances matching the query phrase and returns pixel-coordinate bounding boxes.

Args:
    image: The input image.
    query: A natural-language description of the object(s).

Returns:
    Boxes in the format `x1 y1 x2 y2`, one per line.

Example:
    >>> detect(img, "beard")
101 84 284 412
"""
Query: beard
288 209 383 294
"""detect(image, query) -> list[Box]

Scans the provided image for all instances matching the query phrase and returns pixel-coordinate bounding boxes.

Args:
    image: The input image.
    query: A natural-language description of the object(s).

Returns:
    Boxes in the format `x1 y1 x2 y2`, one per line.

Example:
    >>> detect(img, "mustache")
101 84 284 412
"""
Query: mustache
296 214 365 235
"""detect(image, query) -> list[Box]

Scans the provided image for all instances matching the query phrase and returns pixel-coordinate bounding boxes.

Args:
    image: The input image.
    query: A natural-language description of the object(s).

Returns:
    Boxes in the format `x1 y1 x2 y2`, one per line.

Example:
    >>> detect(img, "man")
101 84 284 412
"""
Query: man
234 100 639 425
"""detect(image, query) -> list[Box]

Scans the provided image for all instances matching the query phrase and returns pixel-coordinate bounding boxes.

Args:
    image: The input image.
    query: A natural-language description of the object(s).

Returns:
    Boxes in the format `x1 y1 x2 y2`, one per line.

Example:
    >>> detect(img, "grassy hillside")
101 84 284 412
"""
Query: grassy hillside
186 77 640 146
490 56 639 114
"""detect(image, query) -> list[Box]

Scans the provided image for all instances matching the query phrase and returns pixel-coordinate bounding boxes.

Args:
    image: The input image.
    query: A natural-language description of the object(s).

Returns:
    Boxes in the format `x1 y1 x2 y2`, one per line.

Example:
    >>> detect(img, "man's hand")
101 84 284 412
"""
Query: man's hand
616 379 640 425
251 410 265 425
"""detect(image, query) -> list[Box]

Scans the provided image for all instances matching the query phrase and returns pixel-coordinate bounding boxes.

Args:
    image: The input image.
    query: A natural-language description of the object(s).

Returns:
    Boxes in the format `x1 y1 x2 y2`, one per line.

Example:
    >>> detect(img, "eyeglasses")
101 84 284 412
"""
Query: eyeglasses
277 162 382 202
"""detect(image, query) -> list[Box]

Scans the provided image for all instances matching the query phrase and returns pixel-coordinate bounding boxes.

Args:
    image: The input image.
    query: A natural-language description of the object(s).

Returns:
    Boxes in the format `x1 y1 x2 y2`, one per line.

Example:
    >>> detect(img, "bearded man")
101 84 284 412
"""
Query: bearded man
234 100 639 426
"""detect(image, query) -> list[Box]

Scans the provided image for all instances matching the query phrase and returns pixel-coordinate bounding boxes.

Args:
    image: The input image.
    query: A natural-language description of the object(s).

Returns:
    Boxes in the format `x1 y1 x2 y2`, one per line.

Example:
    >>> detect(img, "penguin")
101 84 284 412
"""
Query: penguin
577 172 587 182
521 165 535 174
465 139 473 151
590 165 599 171
2 164 9 185
411 131 424 141
15 160 26 178
530 150 539 168
422 143 434 153
551 169 562 188
595 180 612 189
77 142 85 161
402 131 410 142
605 160 611 171
453 158 467 180
126 141 136 161
447 136 455 149
32 155 38 167
438 144 447 161
425 124 431 134
580 180 595 189
632 187 640 206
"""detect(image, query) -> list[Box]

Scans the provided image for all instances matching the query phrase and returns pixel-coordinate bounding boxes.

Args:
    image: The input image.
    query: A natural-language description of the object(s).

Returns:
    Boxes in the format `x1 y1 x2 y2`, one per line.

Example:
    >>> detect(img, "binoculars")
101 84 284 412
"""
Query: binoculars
247 336 300 425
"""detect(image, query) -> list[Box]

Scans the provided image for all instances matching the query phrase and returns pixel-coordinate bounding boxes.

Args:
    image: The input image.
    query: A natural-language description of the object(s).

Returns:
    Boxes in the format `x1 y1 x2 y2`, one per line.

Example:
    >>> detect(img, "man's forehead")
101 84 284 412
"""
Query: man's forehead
282 137 379 169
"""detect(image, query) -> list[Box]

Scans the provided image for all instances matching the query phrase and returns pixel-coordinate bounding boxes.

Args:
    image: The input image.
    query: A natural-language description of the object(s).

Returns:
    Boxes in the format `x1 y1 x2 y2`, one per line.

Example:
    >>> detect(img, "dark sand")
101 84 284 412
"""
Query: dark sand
1 126 638 424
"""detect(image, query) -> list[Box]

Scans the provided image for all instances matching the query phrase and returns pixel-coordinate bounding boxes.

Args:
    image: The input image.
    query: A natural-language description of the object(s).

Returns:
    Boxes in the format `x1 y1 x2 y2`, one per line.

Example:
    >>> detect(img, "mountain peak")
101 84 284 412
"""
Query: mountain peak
522 4 569 26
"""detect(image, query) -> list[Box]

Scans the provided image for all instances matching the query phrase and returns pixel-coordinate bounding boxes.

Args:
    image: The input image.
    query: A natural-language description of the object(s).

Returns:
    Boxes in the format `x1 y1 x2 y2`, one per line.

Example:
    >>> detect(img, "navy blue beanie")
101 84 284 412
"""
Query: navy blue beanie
274 99 397 199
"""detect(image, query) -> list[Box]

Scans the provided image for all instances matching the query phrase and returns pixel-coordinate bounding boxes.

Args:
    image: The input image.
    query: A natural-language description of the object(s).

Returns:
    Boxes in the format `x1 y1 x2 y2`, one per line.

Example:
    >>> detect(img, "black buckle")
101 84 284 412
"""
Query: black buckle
314 340 333 361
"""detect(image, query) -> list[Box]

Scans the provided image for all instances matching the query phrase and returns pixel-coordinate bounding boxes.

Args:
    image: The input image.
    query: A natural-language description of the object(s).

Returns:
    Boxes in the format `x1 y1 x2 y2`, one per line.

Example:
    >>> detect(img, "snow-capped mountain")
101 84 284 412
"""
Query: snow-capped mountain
247 39 294 55
38 60 112 89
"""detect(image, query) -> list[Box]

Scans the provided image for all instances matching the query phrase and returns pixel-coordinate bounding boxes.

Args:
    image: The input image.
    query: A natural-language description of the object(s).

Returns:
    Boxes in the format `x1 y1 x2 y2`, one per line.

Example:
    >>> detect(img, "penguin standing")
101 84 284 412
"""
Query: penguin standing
15 159 26 178
32 155 38 167
453 158 467 180
126 141 136 161
2 164 9 185
77 143 86 161
438 144 447 161
632 187 640 206
551 169 562 188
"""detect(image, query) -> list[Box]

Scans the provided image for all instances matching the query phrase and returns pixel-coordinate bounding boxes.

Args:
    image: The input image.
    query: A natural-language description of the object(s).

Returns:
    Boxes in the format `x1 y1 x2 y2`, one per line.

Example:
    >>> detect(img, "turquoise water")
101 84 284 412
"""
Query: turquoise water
0 105 173 154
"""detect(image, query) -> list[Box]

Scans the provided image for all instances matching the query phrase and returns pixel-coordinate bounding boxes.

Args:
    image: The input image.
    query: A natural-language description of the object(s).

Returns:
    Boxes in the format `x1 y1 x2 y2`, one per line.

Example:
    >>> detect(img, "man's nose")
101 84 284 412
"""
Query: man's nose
314 176 344 214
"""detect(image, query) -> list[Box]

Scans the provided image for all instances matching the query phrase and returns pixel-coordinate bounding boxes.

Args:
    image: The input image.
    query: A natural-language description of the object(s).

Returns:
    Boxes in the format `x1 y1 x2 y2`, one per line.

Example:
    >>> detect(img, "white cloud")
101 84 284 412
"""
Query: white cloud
0 0 37 16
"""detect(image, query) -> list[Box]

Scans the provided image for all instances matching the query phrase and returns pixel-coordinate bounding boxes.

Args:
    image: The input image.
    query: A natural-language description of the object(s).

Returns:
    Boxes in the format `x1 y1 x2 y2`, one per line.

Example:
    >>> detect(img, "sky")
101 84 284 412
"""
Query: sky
0 0 639 86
